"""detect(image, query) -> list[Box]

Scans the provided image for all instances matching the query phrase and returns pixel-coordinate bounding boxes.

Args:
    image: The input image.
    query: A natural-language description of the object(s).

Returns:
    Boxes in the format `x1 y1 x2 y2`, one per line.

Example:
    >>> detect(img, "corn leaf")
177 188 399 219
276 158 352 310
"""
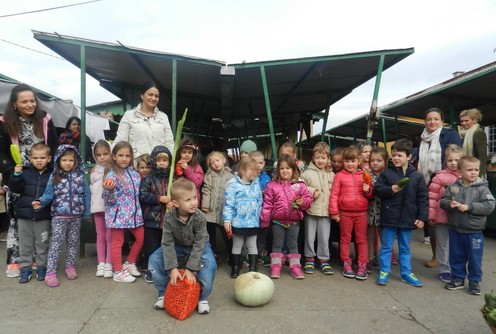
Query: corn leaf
10 144 22 165
167 108 188 197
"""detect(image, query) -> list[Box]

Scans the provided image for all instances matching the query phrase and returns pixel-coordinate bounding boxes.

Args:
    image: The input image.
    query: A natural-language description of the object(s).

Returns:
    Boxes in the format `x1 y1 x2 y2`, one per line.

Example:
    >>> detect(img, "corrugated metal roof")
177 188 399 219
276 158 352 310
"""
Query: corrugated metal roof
301 113 426 149
33 30 414 143
380 61 496 125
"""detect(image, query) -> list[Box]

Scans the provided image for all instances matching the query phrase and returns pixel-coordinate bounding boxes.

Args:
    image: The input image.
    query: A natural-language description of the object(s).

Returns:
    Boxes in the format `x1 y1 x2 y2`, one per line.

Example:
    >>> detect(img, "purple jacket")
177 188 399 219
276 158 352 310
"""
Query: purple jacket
260 180 313 228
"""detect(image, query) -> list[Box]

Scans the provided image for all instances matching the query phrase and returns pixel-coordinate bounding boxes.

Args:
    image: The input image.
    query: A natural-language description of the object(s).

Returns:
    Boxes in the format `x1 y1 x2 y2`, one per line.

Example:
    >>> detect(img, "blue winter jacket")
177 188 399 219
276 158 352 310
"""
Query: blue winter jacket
9 166 52 220
223 176 262 229
374 163 428 229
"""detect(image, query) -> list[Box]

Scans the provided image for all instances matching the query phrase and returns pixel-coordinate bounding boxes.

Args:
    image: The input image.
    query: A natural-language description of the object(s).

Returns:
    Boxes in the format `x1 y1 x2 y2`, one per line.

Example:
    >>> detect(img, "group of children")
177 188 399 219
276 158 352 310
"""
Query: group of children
7 134 494 316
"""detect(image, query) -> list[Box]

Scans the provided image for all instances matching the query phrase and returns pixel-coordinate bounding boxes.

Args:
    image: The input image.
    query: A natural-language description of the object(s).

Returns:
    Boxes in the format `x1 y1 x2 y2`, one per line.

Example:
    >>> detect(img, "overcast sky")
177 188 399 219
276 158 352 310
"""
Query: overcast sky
1 0 495 132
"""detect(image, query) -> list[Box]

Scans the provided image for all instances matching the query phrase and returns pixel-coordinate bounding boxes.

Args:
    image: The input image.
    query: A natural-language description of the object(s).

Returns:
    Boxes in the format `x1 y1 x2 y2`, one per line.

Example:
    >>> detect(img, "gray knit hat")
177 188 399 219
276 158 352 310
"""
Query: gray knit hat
239 140 257 153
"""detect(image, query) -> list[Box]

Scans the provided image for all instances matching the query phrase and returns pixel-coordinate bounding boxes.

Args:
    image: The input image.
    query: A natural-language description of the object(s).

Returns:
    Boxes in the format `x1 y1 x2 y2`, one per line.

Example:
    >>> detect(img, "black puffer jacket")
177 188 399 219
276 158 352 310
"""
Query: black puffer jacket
139 146 172 229
8 166 52 220
374 163 428 229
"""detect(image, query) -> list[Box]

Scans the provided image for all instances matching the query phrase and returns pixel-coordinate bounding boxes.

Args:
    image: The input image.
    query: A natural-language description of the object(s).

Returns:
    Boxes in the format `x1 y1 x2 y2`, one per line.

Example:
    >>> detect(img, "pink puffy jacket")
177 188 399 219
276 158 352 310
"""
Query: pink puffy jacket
260 180 313 228
428 168 460 224
329 169 373 215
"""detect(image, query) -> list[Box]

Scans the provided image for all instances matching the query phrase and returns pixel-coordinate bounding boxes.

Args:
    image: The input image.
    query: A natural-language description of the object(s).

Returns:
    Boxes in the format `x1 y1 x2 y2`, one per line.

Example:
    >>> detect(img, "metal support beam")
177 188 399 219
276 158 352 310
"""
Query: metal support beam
448 97 456 129
320 94 332 142
381 117 387 147
260 66 277 159
366 54 385 143
80 45 87 163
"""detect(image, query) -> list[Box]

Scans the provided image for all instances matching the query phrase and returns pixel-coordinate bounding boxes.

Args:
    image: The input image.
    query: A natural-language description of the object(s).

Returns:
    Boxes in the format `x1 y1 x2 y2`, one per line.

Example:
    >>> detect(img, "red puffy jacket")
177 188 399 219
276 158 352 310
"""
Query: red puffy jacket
329 169 373 215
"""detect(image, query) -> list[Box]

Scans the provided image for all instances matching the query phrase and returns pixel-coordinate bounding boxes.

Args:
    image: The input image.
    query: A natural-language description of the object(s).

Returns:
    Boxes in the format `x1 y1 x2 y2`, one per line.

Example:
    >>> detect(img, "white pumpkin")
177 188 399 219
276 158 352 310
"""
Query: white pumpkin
234 272 275 307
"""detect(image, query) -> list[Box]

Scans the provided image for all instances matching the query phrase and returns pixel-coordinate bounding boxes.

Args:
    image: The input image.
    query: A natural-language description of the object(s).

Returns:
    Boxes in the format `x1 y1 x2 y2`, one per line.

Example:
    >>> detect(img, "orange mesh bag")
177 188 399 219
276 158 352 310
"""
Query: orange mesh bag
164 269 201 320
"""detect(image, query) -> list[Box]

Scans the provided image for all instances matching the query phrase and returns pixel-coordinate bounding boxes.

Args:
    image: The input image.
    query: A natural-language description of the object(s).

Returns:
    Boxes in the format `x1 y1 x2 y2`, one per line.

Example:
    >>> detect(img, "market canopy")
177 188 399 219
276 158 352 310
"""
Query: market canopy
300 113 426 150
380 61 496 126
33 30 413 154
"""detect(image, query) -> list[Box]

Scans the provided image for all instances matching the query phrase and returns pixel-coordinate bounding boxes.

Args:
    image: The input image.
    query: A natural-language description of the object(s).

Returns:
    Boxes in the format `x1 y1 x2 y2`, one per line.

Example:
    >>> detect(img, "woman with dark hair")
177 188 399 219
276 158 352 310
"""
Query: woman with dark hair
114 82 174 160
59 116 93 163
416 107 461 269
0 83 59 277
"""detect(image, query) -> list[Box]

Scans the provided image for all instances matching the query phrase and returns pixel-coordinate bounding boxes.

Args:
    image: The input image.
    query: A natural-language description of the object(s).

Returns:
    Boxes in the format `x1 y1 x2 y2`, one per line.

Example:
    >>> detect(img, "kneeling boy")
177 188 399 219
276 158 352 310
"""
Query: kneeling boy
149 178 217 314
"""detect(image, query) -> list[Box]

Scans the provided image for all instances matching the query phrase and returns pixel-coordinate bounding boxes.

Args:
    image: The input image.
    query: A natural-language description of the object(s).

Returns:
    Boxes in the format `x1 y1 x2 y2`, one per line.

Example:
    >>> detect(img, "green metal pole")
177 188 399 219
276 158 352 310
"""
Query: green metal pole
448 97 456 129
321 103 330 142
260 66 277 160
381 117 387 147
366 54 385 143
80 45 87 163
171 59 177 135
297 122 303 159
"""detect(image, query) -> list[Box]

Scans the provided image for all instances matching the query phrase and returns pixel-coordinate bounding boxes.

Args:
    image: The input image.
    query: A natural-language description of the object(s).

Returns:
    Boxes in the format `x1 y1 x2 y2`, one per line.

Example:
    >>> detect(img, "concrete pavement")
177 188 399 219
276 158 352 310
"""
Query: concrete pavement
0 229 494 334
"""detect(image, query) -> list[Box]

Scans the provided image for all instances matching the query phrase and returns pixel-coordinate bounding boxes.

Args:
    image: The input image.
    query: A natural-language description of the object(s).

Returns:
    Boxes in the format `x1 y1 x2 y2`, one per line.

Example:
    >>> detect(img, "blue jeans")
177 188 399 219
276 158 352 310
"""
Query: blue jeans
380 226 412 275
148 242 217 301
449 229 483 282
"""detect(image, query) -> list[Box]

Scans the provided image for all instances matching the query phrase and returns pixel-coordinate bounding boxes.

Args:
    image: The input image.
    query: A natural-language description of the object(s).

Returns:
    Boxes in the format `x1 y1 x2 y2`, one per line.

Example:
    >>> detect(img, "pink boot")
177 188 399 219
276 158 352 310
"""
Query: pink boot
270 253 283 279
288 254 304 279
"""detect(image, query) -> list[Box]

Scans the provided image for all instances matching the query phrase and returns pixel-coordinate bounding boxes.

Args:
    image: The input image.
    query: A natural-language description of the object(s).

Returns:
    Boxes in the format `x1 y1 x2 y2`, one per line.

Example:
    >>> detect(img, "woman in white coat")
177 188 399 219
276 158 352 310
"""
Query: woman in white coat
115 82 174 160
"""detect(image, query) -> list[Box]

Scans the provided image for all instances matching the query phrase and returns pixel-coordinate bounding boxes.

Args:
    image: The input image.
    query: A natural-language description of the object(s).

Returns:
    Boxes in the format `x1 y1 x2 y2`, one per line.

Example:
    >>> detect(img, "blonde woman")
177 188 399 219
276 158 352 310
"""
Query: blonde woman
459 108 488 177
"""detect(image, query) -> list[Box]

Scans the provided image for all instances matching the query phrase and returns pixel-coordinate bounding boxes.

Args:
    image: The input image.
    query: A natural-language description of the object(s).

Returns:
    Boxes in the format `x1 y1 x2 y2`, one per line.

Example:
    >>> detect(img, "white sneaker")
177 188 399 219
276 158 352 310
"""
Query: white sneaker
6 263 21 278
113 271 136 283
103 263 113 279
123 262 141 277
96 262 105 277
424 237 431 244
197 300 210 314
154 296 164 309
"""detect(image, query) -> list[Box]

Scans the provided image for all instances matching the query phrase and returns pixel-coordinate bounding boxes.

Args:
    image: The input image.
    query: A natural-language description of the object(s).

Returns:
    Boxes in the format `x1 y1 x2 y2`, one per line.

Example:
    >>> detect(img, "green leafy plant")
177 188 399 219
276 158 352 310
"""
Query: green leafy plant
167 108 188 198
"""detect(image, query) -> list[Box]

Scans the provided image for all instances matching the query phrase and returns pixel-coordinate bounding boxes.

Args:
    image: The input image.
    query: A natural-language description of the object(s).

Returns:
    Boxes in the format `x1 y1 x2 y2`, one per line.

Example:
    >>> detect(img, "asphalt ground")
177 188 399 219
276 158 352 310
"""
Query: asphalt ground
0 229 495 334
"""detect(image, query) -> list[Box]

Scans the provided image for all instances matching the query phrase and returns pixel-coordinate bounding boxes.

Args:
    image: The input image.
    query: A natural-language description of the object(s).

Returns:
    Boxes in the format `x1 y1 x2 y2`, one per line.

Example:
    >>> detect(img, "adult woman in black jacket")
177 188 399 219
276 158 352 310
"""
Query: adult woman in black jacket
0 83 59 277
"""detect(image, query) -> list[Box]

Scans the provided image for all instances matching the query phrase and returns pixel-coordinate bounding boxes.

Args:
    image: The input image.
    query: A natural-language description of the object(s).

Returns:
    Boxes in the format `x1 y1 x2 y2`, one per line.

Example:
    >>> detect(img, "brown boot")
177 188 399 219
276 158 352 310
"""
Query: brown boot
425 256 438 268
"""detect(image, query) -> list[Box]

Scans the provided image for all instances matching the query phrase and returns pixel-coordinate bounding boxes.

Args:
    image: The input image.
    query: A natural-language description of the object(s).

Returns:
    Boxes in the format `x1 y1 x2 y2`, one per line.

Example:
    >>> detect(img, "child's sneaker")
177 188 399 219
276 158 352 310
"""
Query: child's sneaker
19 267 32 283
366 261 374 274
468 281 481 295
103 263 113 279
36 266 47 281
242 256 249 268
154 296 164 309
355 264 368 281
113 270 136 283
438 272 452 283
401 273 423 287
304 260 315 274
45 272 60 288
96 262 105 277
6 263 21 277
144 270 153 283
342 261 355 278
65 266 78 280
123 262 141 277
197 300 210 314
445 278 464 290
376 271 390 285
320 262 334 275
